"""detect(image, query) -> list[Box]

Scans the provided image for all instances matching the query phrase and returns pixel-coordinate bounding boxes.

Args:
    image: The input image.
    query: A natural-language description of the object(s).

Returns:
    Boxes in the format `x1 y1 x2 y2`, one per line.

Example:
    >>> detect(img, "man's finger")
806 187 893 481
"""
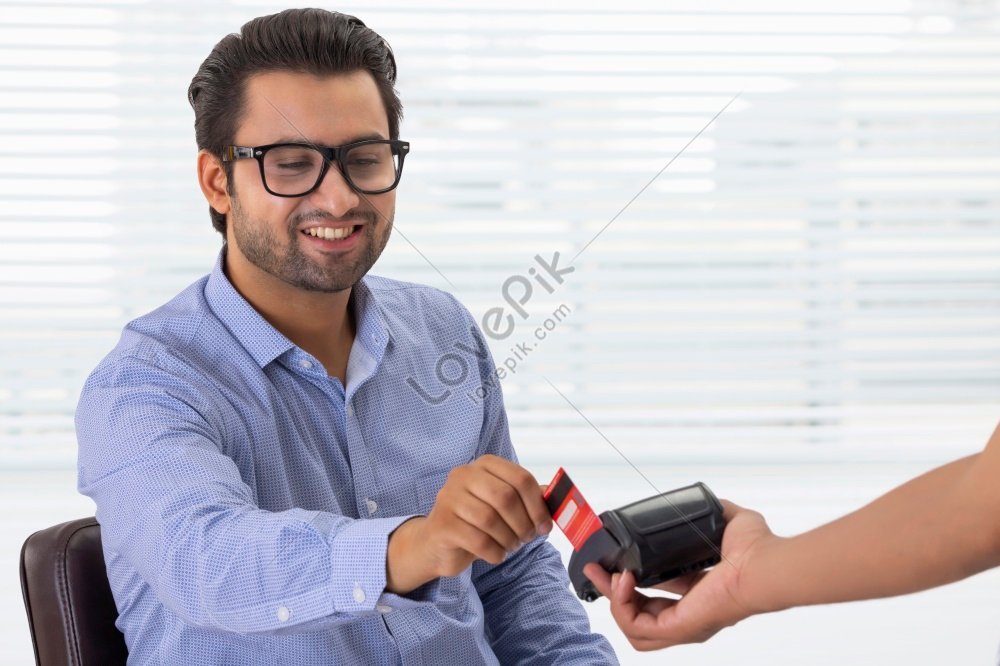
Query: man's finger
447 514 508 565
628 636 674 652
466 469 537 542
478 455 552 534
453 494 522 552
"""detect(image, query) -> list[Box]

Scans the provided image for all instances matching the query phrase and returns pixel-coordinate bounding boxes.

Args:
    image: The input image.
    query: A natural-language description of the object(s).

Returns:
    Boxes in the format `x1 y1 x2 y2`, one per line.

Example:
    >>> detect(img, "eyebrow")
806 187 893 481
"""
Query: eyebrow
267 132 387 146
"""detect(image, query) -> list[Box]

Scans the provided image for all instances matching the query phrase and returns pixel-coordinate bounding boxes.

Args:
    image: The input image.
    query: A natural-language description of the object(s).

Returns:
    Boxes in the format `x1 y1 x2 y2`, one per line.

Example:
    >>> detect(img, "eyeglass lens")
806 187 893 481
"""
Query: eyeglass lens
262 143 400 195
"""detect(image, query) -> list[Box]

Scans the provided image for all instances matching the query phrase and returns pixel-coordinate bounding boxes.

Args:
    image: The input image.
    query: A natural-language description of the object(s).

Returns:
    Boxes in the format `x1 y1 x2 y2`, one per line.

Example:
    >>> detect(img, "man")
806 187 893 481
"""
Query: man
585 422 1000 654
76 8 616 664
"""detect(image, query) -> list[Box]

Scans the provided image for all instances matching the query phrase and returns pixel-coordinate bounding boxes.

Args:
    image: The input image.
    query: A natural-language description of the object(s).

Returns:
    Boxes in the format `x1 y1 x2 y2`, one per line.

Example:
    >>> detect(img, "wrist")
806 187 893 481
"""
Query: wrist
386 516 436 595
737 533 791 615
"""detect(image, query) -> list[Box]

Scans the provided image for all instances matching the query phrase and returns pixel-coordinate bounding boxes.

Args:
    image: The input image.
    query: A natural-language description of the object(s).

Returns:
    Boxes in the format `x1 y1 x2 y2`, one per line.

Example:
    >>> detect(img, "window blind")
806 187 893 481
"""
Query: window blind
1 0 998 468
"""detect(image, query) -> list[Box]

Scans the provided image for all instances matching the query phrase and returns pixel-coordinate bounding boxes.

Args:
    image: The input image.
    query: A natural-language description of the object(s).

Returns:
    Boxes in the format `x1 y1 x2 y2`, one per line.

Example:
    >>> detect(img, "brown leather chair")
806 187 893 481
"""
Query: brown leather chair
20 517 128 665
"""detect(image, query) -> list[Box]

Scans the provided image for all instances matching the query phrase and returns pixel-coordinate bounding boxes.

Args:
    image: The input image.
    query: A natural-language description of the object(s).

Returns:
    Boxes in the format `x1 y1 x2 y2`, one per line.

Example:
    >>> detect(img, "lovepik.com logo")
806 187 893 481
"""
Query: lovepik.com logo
480 252 574 340
406 252 575 405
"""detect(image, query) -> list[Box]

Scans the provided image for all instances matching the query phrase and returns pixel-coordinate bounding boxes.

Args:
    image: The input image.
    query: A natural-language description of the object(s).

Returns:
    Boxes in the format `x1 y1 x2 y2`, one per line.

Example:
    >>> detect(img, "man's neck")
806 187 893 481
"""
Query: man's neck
223 248 356 381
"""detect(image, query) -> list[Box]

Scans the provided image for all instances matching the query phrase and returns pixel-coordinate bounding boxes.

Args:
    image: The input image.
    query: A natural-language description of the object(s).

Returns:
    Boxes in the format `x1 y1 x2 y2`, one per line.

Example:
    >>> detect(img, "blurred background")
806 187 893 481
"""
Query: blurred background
1 0 999 663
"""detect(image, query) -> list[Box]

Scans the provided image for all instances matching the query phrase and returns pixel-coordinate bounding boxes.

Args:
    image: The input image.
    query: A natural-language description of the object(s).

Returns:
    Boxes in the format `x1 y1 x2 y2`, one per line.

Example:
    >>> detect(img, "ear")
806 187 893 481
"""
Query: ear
197 149 231 215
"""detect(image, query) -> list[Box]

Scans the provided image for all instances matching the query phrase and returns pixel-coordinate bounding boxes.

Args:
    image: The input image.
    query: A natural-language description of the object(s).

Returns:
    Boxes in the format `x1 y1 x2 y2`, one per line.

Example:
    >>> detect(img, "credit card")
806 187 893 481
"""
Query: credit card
543 467 603 551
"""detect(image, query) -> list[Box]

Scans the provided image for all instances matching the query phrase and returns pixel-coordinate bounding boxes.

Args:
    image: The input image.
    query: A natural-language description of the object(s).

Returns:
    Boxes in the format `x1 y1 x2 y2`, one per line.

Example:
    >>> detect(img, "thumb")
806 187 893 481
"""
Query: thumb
614 569 635 604
719 499 746 522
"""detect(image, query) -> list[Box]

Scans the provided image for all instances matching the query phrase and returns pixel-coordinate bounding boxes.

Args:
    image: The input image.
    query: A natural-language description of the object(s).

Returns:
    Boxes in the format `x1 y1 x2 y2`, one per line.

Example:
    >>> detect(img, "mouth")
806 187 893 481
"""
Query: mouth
299 224 363 250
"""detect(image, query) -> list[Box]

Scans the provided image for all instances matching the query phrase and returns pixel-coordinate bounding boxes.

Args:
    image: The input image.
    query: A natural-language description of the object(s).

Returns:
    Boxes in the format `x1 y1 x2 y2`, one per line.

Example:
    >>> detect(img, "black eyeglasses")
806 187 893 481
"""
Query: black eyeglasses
222 139 410 197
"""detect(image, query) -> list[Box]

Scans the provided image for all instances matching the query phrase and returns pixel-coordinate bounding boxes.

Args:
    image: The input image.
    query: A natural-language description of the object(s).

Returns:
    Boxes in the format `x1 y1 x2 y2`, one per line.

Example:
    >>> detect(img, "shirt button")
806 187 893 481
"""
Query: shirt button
276 606 290 622
353 584 366 604
365 498 378 515
347 404 354 417
299 359 313 369
377 604 393 614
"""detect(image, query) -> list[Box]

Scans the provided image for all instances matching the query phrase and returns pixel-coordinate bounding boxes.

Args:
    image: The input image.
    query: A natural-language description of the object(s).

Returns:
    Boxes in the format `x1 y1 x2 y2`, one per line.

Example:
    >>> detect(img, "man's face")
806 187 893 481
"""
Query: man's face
226 70 396 293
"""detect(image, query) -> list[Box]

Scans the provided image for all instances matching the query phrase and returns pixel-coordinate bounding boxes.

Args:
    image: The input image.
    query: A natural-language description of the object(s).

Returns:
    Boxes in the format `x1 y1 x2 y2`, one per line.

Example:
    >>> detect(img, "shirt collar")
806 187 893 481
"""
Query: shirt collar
203 248 393 369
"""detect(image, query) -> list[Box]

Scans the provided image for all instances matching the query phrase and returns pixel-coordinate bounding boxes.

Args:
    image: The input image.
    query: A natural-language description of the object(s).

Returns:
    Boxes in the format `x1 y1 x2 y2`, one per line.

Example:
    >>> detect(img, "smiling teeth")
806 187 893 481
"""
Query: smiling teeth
306 226 354 240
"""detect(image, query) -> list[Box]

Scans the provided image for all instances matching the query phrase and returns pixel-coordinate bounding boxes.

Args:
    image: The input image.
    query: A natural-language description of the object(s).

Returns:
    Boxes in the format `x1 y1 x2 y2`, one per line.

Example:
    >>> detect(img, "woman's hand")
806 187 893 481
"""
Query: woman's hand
584 500 778 651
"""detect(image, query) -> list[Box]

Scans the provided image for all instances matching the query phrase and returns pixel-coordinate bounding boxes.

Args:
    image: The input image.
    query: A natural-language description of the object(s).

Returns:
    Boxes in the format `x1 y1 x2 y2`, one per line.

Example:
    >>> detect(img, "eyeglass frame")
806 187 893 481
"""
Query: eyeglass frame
221 138 410 197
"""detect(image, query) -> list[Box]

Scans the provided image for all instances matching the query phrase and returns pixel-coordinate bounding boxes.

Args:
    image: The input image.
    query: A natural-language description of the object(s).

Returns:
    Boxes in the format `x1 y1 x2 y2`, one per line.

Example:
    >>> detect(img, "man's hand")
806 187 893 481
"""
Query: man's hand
386 455 553 594
584 500 777 651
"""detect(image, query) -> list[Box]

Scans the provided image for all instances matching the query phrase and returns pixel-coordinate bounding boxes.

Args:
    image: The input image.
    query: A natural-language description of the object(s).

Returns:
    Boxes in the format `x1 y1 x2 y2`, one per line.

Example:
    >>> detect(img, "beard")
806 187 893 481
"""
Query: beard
229 191 392 293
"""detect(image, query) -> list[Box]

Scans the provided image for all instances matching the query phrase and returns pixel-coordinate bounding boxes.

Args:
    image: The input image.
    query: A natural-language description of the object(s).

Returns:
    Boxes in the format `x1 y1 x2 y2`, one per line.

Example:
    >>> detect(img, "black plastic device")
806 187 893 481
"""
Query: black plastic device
569 482 726 602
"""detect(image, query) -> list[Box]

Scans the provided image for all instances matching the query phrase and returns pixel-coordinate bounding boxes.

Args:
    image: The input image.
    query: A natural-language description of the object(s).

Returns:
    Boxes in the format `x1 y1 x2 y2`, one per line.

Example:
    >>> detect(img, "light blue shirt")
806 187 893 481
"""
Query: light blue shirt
75 250 617 665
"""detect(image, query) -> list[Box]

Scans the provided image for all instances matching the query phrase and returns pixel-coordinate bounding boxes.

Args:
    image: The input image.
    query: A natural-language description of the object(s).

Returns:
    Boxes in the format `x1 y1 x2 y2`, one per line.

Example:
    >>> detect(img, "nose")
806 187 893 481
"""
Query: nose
308 160 361 217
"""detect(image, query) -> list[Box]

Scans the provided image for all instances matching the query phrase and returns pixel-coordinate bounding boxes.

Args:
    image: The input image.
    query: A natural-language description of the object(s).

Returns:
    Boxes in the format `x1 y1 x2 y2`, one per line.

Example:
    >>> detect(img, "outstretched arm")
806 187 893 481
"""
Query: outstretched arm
78 356 439 635
586 422 1000 651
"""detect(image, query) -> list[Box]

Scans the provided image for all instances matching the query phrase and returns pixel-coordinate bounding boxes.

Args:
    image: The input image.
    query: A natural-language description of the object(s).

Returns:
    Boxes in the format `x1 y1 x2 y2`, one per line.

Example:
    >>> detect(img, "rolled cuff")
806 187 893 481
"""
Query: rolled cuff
329 515 443 613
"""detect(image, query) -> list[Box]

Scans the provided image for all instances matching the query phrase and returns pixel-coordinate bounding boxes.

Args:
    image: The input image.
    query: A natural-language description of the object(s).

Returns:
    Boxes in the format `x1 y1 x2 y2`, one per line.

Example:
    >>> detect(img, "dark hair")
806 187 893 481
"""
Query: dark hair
187 8 403 235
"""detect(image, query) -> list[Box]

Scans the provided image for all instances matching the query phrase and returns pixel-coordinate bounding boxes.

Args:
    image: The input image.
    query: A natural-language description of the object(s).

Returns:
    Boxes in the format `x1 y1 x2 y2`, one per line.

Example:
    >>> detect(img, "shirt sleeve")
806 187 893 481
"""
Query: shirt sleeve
76 350 439 635
450 303 619 665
